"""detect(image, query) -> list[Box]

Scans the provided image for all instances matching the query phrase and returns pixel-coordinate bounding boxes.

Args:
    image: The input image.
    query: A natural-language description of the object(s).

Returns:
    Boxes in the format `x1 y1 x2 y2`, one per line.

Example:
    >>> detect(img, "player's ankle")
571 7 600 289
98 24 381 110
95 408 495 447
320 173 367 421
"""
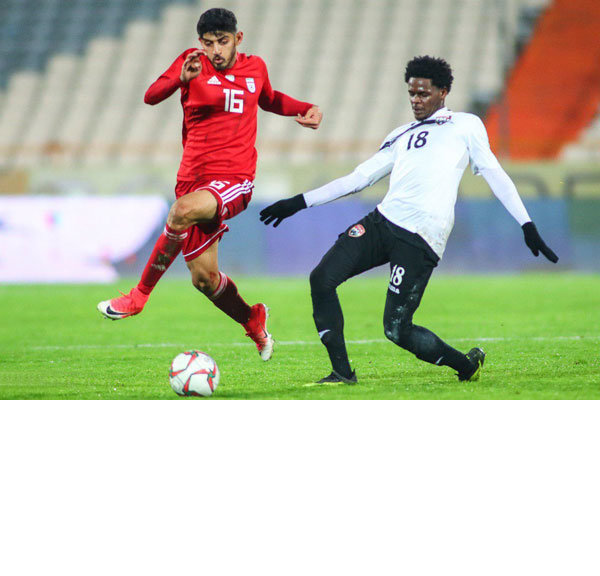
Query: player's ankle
331 363 353 380
133 285 152 299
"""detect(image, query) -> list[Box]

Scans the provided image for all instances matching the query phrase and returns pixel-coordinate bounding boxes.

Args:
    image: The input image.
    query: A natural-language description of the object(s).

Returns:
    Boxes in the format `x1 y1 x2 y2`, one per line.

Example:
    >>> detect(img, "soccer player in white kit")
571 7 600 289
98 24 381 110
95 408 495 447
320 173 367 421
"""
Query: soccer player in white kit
260 56 558 384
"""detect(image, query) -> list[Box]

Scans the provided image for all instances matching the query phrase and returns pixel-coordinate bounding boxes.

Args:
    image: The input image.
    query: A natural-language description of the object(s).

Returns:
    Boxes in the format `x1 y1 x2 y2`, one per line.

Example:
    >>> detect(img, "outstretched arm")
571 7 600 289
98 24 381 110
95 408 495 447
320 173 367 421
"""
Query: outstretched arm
259 171 370 227
481 167 558 263
260 147 393 227
467 115 558 263
258 60 322 129
480 167 530 225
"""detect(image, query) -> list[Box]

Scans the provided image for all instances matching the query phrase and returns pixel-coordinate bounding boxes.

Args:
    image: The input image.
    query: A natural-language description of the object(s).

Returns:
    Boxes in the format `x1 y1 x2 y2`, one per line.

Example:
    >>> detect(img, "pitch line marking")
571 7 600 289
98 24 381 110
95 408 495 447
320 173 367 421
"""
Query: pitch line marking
302 381 344 388
27 335 600 352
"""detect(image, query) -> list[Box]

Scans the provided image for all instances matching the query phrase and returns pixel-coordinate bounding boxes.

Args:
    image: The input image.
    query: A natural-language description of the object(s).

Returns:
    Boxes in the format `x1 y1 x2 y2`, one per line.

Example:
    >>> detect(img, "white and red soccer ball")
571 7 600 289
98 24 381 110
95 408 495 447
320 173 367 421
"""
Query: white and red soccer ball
169 351 220 397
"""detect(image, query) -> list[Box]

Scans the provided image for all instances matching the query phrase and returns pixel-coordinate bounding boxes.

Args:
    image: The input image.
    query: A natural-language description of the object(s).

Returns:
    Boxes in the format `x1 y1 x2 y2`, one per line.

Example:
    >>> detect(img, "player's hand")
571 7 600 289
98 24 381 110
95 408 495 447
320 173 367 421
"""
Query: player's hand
295 106 322 130
259 194 307 227
522 222 559 263
180 50 203 84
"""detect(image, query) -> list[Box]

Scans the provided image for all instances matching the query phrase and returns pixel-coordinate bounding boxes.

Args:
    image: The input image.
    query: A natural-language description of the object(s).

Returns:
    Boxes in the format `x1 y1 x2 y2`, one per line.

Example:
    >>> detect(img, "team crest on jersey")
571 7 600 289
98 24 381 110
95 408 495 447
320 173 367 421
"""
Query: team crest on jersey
435 115 452 125
246 77 256 93
225 74 235 82
348 224 365 238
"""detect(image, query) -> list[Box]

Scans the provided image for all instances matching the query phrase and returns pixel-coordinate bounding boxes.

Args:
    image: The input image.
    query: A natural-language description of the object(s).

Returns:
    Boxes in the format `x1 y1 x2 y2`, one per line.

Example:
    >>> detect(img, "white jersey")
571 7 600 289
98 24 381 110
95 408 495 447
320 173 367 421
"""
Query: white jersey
304 106 530 258
354 107 502 257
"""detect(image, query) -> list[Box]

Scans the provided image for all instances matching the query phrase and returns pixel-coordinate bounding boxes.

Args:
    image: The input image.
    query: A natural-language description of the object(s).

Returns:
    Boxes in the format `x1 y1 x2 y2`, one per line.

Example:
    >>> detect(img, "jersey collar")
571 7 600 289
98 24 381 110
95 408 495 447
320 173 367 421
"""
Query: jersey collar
380 107 453 151
427 107 451 120
408 107 450 128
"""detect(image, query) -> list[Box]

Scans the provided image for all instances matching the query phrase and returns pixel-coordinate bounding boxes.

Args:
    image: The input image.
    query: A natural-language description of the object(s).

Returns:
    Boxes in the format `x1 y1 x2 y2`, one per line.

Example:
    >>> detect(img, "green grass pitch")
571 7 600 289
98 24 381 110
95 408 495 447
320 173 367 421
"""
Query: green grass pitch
0 274 598 399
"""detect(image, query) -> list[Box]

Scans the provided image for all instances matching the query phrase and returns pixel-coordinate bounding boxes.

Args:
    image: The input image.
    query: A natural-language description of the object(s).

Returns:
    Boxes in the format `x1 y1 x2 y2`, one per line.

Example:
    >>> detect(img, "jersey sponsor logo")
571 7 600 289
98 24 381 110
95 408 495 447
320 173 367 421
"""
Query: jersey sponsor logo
348 224 365 238
207 76 222 85
246 77 256 93
225 74 235 82
435 115 452 125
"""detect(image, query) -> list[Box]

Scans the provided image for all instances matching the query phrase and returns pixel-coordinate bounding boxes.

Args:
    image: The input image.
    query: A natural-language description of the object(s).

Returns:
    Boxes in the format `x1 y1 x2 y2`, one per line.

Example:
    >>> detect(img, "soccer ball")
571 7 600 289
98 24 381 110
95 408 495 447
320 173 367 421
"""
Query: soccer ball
169 351 220 397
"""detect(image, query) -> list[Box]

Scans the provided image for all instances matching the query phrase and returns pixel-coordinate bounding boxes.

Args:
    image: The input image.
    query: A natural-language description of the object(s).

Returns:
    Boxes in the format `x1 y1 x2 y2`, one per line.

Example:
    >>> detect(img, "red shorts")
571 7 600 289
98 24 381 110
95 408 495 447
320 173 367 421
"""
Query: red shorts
175 177 254 262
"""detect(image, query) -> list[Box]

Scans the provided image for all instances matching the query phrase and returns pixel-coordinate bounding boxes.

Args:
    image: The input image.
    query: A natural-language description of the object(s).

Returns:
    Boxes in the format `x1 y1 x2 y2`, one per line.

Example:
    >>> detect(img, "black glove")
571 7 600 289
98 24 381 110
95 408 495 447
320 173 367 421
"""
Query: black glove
522 222 559 263
259 194 307 227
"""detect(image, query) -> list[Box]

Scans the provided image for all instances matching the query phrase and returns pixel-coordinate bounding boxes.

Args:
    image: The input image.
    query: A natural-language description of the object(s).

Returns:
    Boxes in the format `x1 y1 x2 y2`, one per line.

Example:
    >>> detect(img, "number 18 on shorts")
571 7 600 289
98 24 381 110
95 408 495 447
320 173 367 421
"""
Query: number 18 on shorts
389 265 405 294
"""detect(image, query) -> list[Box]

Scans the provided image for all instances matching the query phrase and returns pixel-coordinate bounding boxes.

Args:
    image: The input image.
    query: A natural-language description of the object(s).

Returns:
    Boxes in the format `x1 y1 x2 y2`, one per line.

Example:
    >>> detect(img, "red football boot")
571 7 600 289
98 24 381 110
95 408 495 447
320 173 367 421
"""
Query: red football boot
97 287 149 320
243 303 274 361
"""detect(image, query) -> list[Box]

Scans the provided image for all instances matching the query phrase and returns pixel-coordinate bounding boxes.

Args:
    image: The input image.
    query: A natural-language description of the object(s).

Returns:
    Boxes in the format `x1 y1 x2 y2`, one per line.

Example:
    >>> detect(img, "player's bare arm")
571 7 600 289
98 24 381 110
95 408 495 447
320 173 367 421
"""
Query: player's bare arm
295 105 323 129
180 50 204 83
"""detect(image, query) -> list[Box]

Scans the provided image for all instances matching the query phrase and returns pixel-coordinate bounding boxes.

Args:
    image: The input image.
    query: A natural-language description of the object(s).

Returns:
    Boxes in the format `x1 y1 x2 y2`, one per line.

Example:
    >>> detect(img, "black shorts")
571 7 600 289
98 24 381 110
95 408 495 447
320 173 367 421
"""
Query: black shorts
315 208 439 318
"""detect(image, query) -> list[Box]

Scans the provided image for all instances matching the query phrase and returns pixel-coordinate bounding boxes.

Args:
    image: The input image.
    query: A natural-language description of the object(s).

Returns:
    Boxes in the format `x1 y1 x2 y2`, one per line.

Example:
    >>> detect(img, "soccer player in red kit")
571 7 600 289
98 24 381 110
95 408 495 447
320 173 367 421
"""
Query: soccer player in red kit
97 8 322 360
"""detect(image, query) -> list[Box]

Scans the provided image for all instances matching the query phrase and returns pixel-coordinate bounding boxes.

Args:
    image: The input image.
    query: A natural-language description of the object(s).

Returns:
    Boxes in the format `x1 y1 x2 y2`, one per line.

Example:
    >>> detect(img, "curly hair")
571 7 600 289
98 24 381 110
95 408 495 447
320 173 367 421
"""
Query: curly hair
197 8 237 37
404 56 454 92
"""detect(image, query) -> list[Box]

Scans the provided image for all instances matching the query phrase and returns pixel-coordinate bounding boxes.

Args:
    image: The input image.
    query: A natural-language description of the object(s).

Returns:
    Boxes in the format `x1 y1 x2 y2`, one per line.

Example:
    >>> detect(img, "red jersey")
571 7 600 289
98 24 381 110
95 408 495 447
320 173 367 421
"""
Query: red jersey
144 50 313 181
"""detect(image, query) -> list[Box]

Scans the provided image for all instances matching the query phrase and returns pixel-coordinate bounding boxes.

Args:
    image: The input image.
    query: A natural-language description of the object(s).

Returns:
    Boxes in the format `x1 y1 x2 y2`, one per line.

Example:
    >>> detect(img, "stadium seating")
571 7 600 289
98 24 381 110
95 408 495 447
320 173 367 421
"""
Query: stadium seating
0 0 561 167
485 0 600 159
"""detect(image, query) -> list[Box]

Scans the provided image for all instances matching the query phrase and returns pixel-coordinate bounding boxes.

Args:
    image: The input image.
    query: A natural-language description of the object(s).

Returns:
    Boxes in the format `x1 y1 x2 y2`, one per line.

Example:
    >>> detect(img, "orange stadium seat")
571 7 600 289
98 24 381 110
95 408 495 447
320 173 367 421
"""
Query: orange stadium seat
486 0 600 159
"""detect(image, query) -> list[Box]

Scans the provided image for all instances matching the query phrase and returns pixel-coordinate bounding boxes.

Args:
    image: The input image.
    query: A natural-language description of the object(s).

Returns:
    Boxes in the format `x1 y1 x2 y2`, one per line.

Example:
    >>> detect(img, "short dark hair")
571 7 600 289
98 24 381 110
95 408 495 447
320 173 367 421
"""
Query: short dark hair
404 56 454 92
196 8 237 37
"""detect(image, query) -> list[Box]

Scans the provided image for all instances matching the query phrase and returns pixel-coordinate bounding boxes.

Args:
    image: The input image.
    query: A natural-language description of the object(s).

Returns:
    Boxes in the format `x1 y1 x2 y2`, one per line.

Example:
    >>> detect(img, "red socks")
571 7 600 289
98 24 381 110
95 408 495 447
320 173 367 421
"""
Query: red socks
137 224 187 296
137 227 250 326
209 272 251 324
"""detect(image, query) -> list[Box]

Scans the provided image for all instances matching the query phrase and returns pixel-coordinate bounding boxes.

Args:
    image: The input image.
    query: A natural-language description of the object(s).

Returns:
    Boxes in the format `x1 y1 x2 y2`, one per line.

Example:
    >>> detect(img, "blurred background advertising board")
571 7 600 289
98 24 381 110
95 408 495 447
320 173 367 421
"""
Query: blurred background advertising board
0 195 167 282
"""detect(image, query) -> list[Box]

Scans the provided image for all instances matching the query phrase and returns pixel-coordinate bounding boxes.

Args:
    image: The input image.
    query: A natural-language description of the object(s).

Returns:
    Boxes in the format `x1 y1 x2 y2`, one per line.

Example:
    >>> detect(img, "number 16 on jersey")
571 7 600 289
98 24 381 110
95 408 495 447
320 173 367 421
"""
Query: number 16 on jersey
224 89 244 113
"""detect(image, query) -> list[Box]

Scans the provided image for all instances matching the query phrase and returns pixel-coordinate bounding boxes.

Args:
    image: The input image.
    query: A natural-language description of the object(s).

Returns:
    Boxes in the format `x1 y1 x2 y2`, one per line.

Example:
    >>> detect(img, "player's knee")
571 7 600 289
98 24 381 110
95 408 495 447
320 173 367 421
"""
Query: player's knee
384 315 411 347
310 263 336 293
168 192 217 230
309 266 325 292
167 200 191 231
